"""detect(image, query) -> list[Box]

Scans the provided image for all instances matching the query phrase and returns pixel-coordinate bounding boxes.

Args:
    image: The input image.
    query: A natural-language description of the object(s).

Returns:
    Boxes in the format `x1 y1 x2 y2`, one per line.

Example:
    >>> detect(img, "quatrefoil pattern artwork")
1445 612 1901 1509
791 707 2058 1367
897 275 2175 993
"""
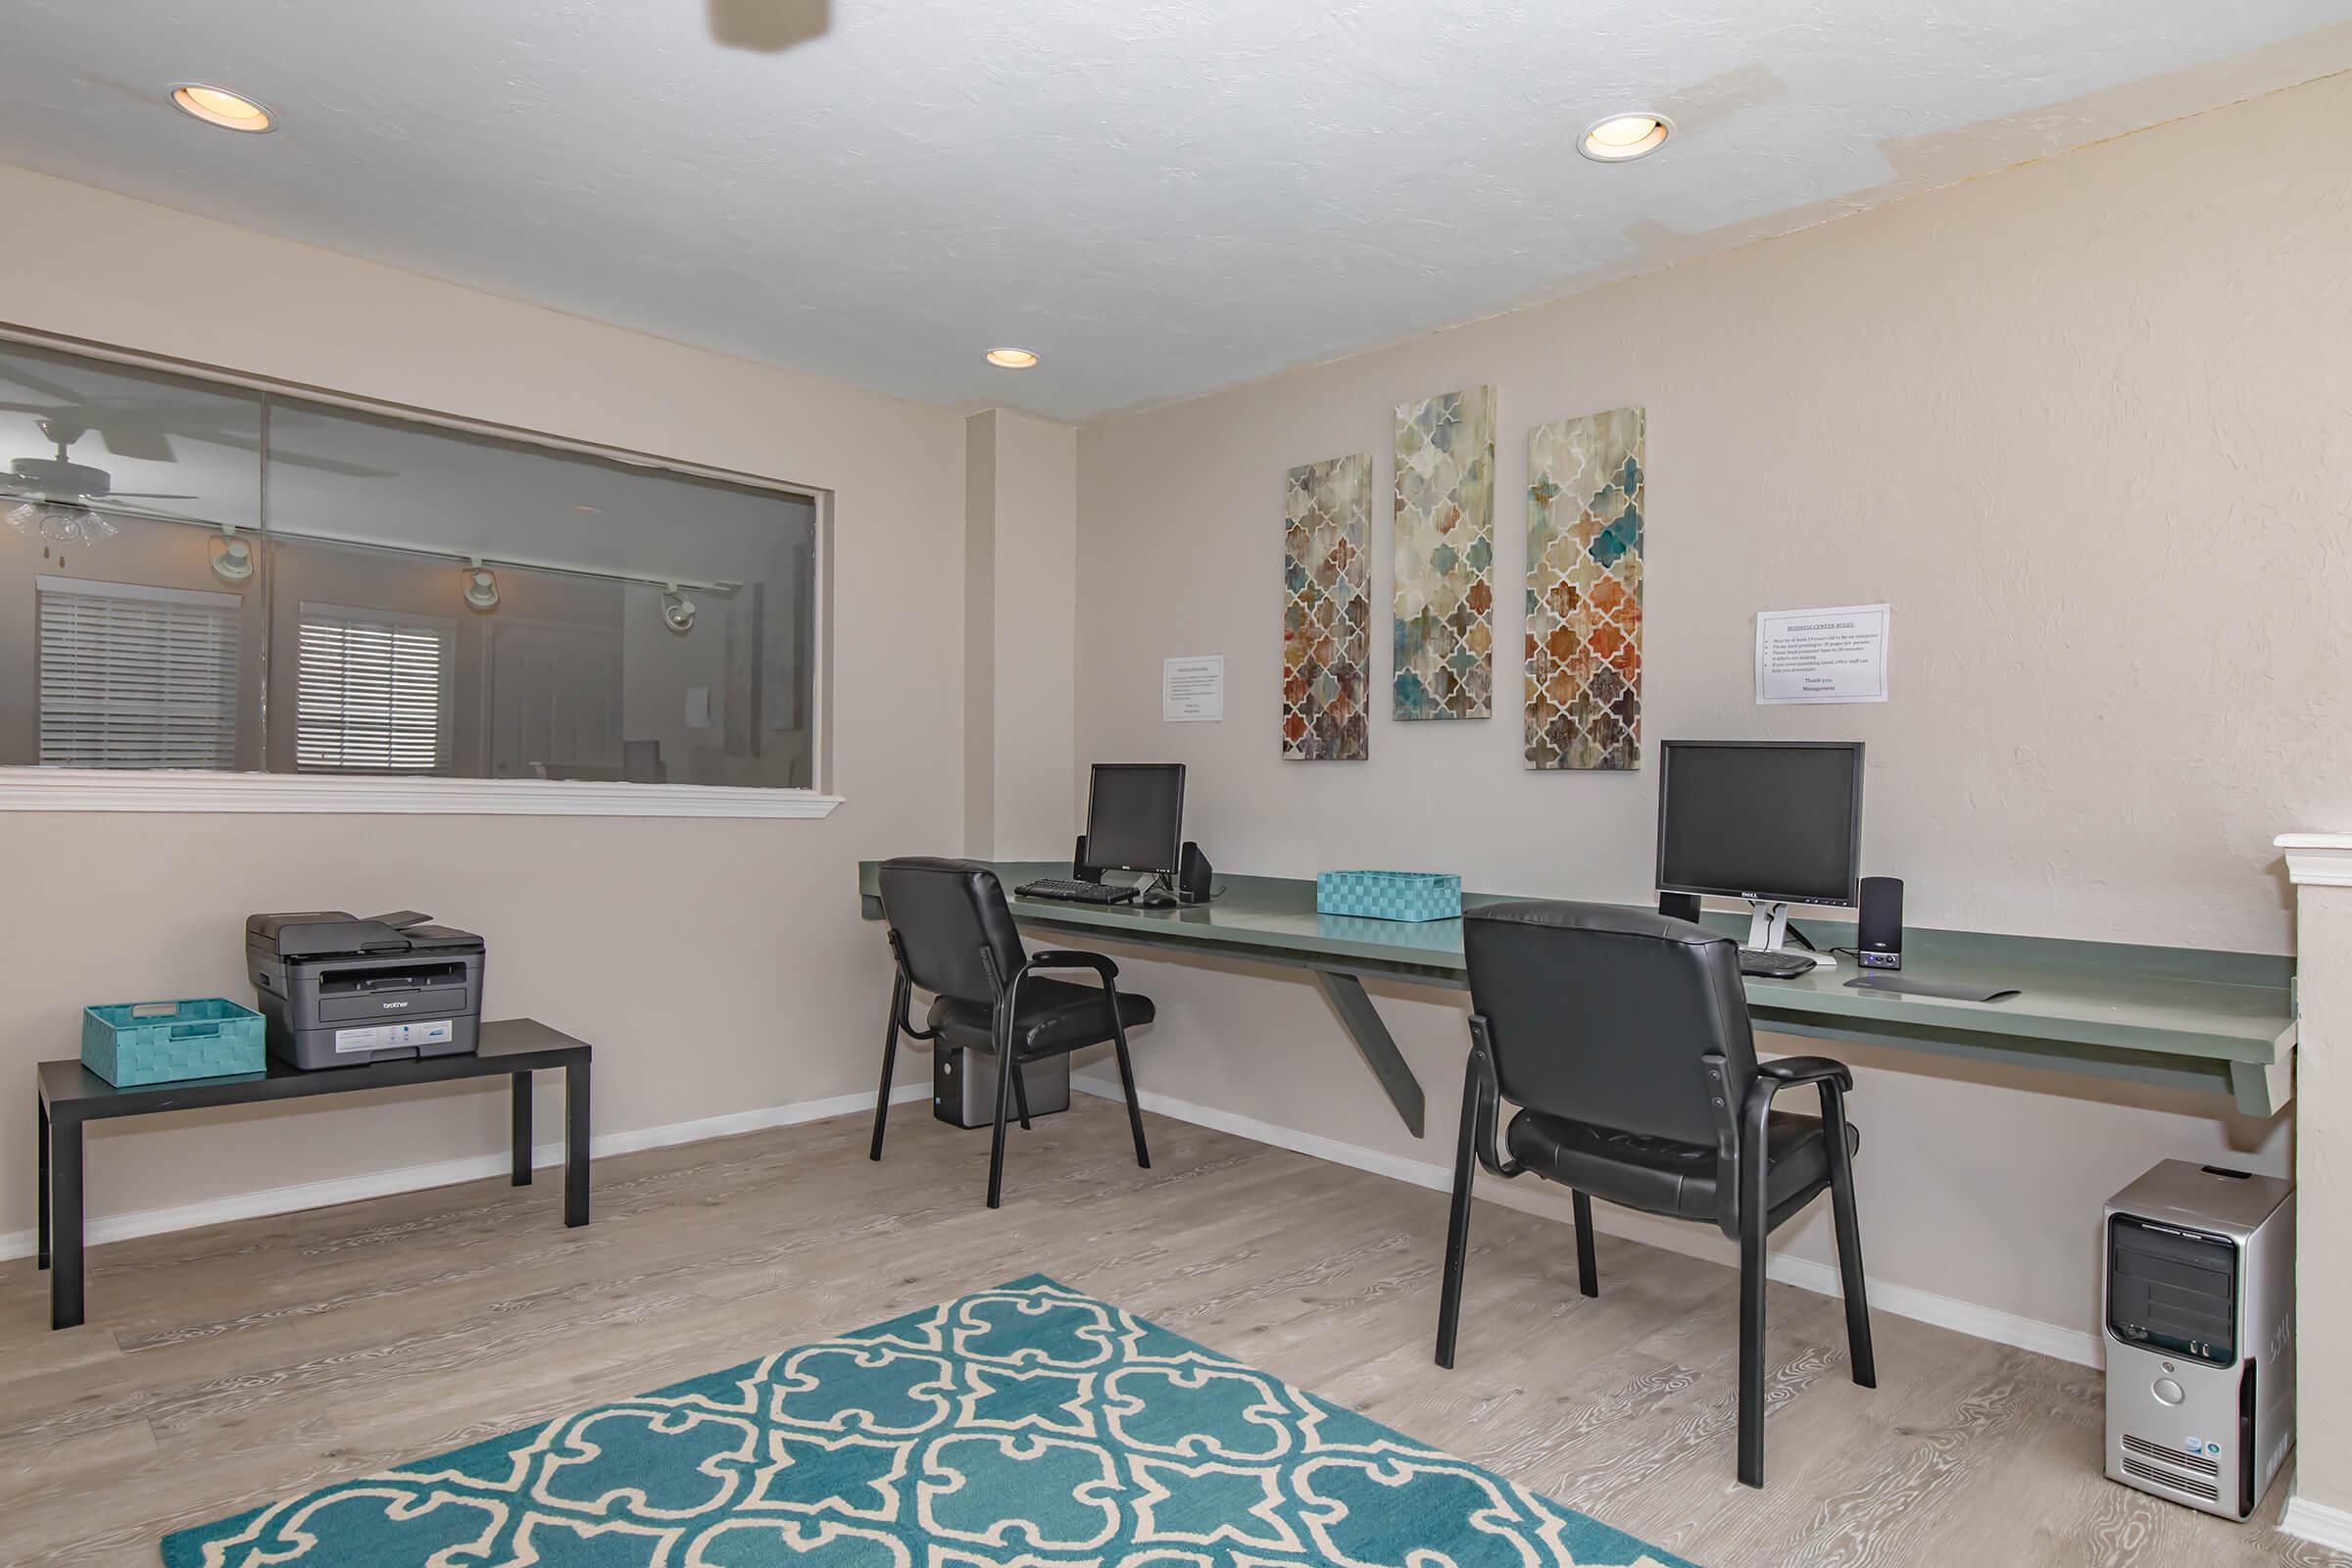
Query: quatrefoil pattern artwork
1525 408 1644 771
1394 385 1497 721
1283 453 1373 761
165 1275 1696 1568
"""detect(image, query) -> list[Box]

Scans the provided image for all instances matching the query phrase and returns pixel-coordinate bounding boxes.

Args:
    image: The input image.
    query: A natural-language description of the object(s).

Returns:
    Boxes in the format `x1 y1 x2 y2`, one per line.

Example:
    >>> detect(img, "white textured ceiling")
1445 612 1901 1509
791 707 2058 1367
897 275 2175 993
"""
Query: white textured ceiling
3 1 2348 420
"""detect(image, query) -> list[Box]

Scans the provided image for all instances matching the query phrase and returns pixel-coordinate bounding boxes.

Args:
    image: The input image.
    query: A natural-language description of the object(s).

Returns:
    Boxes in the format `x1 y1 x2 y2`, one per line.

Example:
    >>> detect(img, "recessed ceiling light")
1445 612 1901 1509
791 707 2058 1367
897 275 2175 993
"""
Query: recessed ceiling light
985 348 1040 369
1580 113 1670 163
171 83 275 133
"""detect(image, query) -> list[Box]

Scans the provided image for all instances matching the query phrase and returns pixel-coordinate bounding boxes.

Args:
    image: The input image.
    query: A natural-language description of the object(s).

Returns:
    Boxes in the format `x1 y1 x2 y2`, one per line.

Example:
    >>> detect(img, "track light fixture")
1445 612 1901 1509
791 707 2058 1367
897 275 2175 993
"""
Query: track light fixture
462 560 501 612
210 524 254 582
662 584 698 634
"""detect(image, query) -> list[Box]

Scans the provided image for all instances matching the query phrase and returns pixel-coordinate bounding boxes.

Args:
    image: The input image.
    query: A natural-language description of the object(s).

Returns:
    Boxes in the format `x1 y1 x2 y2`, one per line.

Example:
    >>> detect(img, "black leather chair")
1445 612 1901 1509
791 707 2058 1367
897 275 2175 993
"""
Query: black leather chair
870 858 1154 1207
1433 900 1875 1489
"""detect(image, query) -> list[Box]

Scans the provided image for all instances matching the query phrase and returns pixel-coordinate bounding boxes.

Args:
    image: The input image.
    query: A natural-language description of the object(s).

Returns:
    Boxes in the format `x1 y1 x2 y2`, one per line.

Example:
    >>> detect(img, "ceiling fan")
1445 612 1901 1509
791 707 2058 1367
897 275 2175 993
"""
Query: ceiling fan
1 357 400 549
3 417 198 546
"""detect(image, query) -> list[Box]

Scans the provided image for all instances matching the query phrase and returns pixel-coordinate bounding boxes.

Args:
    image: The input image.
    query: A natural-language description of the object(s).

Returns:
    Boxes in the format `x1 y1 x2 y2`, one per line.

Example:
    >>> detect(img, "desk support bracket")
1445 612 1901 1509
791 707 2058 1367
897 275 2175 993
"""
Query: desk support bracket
1311 970 1426 1138
2234 1027 2295 1119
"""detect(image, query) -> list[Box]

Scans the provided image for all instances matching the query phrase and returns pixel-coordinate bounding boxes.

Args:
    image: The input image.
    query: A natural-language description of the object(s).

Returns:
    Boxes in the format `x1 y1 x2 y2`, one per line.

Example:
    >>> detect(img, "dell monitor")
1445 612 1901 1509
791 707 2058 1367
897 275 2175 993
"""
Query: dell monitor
1084 762 1186 878
1656 740 1863 963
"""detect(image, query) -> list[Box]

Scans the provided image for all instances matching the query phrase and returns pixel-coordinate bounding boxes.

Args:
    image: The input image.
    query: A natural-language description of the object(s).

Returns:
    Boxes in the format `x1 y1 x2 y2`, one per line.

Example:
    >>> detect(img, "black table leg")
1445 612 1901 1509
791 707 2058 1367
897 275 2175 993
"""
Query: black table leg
564 1059 590 1227
51 1111 83 1331
511 1072 533 1186
37 1097 51 1271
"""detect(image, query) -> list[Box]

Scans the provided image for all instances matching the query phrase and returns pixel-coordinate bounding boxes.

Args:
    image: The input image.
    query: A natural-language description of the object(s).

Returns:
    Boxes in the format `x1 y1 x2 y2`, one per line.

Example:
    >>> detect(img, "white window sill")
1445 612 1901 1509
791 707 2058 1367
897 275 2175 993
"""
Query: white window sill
0 768 844 819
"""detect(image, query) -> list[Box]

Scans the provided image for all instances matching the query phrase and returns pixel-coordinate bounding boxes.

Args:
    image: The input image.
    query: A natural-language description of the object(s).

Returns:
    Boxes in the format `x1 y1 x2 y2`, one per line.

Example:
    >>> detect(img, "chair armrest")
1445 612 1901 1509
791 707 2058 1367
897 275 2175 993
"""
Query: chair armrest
1025 950 1120 982
1755 1055 1853 1091
1705 1053 1856 1241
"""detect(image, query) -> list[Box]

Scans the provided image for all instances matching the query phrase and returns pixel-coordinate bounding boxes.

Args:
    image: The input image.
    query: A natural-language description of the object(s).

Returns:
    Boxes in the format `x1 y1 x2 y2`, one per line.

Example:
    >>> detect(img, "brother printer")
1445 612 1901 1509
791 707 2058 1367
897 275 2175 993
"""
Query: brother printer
247 910 486 1069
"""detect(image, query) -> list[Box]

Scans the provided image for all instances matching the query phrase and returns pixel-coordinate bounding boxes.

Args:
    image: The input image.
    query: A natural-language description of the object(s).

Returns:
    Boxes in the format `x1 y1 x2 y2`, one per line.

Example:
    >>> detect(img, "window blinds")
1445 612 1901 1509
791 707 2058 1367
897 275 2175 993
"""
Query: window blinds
295 603 454 772
36 576 241 769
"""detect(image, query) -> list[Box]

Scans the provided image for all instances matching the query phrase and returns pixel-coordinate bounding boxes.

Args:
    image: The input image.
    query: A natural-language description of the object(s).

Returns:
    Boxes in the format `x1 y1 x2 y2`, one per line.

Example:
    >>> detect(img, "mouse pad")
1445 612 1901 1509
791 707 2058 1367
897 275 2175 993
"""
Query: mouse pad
1845 974 2020 1003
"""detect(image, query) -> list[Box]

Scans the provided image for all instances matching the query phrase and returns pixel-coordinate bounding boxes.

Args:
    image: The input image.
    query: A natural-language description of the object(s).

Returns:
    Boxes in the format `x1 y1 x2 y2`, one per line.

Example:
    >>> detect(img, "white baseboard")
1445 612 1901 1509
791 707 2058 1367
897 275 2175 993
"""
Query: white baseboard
1074 1073 2103 1369
2281 1494 2352 1551
12 1065 2105 1373
0 1083 927 1263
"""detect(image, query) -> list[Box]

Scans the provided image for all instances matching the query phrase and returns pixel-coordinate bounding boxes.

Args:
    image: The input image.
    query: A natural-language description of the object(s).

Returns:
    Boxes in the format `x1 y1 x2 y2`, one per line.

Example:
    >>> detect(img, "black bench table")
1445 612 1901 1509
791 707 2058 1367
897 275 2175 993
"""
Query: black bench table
35 1017 591 1331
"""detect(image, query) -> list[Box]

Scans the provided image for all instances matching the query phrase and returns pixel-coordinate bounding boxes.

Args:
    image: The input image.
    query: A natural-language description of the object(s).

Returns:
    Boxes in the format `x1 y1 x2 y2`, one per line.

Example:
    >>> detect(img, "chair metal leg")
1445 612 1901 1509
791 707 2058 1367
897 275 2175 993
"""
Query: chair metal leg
1823 1089 1877 1388
1435 1055 1481 1369
870 973 906 1162
1738 1145 1770 1488
1012 1061 1033 1131
1110 1004 1151 1169
1572 1191 1598 1298
985 1035 1017 1210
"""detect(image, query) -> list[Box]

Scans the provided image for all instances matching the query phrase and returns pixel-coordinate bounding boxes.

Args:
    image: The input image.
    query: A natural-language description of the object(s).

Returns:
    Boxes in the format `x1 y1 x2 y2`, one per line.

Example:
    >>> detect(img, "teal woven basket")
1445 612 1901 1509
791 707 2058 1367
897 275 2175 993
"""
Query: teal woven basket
81 998 267 1087
1316 869 1463 922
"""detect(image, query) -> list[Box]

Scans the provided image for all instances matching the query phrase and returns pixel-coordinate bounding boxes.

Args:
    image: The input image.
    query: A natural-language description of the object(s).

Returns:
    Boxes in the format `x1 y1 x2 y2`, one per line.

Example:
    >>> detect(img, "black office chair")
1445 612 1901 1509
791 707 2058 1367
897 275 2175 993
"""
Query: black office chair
870 858 1154 1208
1433 901 1876 1489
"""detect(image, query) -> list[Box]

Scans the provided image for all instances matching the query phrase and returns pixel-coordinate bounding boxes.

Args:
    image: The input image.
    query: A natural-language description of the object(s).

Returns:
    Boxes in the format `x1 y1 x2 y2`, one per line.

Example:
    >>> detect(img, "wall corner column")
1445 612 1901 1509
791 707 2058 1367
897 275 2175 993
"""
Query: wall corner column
962 408 1079 861
2278 832 2352 1548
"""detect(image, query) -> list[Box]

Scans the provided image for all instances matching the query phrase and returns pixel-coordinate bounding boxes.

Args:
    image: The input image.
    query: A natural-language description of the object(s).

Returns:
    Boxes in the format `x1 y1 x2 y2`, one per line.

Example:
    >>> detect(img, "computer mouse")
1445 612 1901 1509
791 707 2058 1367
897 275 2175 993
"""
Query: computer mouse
1136 890 1179 909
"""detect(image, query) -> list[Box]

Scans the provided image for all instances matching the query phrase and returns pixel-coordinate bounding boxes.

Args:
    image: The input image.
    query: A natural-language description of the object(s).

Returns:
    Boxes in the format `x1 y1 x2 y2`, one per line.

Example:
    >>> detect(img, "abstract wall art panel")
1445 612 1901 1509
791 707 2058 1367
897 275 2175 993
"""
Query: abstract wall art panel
1394 385 1496 720
1526 406 1644 770
1282 453 1372 760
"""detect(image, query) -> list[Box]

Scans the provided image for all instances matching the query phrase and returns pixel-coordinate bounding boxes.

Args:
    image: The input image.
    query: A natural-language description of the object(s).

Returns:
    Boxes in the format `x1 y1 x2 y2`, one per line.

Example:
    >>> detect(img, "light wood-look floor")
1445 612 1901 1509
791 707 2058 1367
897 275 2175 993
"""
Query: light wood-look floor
4 1094 2341 1567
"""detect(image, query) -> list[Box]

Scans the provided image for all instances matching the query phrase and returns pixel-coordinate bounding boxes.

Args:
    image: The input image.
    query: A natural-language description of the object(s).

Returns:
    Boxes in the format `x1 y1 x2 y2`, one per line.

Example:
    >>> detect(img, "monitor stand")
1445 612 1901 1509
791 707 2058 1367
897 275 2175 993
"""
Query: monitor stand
1743 901 1838 969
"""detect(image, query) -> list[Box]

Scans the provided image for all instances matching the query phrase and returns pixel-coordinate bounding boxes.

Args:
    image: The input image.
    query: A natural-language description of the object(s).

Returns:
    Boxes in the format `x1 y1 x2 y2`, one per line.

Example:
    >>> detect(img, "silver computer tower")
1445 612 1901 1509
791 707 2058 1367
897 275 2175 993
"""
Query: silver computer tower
2104 1160 2294 1521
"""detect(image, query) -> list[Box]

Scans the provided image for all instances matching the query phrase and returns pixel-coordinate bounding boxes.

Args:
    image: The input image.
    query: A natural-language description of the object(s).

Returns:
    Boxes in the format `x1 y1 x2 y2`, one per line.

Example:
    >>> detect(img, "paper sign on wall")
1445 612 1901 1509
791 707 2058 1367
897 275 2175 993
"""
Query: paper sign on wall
1755 605 1890 705
1162 656 1224 722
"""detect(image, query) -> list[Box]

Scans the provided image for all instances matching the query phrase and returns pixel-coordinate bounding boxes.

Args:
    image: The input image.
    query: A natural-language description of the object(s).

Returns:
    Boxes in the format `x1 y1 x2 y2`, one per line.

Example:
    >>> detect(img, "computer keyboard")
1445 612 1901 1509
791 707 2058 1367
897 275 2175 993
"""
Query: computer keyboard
1015 878 1137 906
1738 947 1820 979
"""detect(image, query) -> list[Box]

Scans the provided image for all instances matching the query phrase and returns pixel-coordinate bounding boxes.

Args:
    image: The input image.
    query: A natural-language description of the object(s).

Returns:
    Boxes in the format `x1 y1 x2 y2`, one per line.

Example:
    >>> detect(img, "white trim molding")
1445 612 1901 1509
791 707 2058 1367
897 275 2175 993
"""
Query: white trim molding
1070 1072 2104 1368
0 1082 924 1263
2278 833 2352 888
0 767 844 818
2281 1494 2352 1552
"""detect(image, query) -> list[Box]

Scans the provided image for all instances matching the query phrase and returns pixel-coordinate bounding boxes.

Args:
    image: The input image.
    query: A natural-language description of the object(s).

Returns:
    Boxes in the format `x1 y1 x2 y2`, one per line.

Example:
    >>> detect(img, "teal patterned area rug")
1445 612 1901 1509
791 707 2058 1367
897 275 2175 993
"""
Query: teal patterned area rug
164 1274 1697 1567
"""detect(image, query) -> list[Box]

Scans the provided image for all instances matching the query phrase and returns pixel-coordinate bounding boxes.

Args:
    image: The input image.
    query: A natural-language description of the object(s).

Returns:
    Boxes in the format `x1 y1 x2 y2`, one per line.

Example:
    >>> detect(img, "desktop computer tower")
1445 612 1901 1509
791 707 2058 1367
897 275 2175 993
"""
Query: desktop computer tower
933 1047 1070 1128
2104 1160 2294 1521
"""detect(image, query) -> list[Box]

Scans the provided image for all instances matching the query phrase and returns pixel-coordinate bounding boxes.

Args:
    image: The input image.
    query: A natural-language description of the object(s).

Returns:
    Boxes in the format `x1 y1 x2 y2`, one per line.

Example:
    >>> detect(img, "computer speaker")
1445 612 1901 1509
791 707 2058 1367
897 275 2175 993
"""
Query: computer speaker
1657 891 1703 925
1857 876 1903 969
1071 834 1102 883
1179 841 1213 904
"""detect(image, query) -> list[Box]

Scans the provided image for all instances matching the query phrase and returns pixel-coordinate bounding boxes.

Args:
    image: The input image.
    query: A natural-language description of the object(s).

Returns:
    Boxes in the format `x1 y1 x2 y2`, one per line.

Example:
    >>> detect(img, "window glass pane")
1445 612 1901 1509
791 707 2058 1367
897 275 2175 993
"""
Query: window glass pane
265 402 816 787
0 341 265 768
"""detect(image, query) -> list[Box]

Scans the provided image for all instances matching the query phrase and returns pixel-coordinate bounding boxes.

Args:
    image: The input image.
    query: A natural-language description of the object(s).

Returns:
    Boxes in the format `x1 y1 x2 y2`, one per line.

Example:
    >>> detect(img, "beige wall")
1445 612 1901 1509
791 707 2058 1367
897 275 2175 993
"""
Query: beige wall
1072 75 2352 1347
0 162 967 1242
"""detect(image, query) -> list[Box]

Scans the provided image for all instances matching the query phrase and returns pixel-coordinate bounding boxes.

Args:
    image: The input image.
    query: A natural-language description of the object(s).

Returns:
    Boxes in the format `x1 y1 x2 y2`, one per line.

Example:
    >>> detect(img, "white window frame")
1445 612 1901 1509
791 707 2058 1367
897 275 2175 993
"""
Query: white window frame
0 327 839 819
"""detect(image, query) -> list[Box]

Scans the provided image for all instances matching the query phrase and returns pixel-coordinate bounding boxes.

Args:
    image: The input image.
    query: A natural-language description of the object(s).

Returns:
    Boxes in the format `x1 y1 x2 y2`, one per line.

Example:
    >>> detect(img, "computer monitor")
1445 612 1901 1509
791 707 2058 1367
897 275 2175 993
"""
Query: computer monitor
1084 763 1186 877
1656 740 1864 958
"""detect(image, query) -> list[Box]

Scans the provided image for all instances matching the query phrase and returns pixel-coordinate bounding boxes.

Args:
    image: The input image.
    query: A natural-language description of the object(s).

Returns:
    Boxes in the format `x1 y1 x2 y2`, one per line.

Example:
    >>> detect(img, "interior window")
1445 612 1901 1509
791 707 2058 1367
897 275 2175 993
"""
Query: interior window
0 336 819 790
